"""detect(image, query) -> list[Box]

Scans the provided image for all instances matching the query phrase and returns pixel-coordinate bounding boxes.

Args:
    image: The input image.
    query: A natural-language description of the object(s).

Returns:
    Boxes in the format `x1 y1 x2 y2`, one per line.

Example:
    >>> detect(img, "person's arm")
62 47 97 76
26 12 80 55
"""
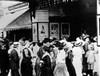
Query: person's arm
28 48 34 58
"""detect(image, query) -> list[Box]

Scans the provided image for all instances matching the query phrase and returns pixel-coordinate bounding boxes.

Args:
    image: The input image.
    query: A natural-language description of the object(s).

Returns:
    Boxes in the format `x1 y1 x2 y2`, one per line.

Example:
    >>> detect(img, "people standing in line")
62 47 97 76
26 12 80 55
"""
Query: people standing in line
9 42 20 76
53 41 69 76
21 48 33 76
40 46 51 76
0 38 9 76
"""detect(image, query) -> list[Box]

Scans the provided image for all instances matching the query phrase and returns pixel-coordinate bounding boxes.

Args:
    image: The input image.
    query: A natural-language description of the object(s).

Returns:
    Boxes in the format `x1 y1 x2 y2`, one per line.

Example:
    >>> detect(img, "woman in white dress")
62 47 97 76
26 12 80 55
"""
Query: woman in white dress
53 41 69 76
85 42 95 76
91 37 99 76
72 38 85 76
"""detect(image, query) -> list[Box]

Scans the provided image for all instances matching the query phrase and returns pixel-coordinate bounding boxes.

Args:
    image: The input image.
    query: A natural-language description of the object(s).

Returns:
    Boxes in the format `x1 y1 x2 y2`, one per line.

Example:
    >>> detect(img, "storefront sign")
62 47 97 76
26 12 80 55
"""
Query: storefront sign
8 3 28 11
50 23 59 39
32 23 38 42
38 23 48 42
32 10 49 22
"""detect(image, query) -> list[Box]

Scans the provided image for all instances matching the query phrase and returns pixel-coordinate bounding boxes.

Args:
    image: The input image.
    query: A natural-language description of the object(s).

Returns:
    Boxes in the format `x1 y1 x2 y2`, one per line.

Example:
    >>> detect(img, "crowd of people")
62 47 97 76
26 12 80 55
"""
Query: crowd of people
0 33 99 76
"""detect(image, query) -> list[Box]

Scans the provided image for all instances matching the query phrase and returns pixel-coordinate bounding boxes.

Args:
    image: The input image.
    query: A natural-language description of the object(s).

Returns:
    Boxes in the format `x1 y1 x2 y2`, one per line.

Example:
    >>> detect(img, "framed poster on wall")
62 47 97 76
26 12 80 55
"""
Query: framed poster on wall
97 15 100 46
50 23 59 39
38 23 48 42
61 23 70 38
32 23 38 42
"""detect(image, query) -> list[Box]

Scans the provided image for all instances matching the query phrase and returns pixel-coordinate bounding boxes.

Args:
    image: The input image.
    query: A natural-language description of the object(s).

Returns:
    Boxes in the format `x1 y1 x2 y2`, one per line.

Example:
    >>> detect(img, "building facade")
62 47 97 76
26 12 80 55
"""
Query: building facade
1 0 96 42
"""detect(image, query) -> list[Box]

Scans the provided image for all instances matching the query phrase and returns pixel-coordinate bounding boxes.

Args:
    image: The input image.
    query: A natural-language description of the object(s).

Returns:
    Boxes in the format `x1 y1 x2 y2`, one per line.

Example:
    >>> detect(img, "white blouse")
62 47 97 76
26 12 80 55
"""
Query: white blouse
56 49 66 64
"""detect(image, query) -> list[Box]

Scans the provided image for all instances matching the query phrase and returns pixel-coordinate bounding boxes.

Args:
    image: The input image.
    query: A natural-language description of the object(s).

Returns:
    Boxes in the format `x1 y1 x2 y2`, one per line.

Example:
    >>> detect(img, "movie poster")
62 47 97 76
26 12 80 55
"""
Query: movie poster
50 23 59 39
38 23 48 42
61 23 70 37
32 23 38 42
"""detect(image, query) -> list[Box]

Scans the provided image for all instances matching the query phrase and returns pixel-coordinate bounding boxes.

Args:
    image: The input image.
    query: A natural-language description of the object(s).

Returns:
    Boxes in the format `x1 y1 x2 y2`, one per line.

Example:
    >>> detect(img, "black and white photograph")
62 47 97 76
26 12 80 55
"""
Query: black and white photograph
0 0 100 76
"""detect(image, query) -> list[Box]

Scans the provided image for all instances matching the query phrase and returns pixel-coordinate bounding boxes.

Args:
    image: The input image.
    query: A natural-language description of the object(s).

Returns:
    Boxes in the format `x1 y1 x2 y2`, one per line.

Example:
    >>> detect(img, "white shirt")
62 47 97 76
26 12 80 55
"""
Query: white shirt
33 44 40 58
56 49 66 64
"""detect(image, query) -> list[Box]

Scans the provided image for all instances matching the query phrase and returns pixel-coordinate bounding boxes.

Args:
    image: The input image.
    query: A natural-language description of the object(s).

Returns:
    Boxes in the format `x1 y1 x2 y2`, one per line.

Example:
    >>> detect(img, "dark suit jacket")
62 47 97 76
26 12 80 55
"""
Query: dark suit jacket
9 49 19 70
0 48 9 70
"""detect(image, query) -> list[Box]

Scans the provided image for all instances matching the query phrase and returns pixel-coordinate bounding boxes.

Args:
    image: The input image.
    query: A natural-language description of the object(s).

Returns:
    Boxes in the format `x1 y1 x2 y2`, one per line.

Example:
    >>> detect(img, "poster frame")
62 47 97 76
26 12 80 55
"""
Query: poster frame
50 23 59 39
38 22 49 42
61 23 70 38
32 23 38 42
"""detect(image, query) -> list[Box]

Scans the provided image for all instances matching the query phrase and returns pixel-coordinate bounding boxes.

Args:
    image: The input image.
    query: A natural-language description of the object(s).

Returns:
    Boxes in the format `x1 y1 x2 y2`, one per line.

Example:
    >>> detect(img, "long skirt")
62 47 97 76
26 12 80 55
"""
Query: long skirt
66 57 76 76
73 58 82 76
53 63 69 76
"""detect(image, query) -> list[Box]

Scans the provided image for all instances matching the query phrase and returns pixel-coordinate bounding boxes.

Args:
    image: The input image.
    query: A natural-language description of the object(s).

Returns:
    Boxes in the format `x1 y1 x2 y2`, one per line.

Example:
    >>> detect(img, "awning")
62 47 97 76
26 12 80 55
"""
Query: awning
0 8 29 30
3 9 32 31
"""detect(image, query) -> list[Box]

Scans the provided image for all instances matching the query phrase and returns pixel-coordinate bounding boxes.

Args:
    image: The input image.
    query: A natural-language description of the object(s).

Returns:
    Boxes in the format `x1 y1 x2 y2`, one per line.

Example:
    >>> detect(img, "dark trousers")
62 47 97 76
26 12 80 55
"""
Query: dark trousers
82 54 88 75
66 57 76 76
87 69 93 76
11 70 20 76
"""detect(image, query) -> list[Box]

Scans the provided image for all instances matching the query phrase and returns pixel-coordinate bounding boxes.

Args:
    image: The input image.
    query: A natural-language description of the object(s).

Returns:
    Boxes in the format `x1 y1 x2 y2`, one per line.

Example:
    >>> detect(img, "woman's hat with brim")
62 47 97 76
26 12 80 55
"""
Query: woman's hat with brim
74 42 83 47
53 40 60 47
53 40 65 48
